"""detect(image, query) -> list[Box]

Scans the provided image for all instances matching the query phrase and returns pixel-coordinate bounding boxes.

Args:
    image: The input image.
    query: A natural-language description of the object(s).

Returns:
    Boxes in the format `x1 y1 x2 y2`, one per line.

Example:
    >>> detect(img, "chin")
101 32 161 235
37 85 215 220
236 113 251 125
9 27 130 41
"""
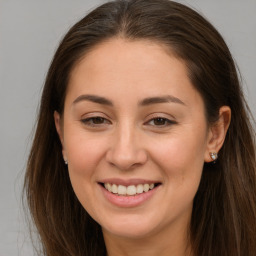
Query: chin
100 213 162 239
103 225 155 239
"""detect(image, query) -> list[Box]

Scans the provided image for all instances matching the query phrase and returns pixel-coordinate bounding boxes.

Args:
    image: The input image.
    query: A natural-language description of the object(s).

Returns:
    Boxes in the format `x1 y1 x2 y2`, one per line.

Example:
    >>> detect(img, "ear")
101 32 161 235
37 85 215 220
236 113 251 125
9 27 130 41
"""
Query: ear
54 111 67 162
204 106 231 162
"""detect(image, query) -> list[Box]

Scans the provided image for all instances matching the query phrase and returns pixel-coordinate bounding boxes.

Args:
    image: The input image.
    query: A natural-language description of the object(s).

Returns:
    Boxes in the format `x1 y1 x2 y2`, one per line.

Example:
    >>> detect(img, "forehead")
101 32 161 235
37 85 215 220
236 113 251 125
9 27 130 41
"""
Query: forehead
67 38 203 109
70 38 175 78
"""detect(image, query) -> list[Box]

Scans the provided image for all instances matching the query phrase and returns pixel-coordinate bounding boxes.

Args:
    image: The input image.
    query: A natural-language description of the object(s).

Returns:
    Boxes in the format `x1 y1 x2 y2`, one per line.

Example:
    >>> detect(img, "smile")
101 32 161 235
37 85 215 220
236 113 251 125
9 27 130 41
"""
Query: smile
104 183 156 196
99 180 162 207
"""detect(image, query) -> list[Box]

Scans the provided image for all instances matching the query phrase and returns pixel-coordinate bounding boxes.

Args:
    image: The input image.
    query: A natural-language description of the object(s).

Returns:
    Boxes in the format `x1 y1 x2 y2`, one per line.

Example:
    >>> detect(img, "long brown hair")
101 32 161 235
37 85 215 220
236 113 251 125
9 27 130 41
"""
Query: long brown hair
24 0 256 255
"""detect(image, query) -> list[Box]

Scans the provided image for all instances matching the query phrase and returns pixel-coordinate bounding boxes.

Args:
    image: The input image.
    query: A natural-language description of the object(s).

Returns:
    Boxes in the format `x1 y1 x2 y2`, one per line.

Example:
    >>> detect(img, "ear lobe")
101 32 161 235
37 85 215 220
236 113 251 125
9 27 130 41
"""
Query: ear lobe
204 106 231 162
54 111 67 161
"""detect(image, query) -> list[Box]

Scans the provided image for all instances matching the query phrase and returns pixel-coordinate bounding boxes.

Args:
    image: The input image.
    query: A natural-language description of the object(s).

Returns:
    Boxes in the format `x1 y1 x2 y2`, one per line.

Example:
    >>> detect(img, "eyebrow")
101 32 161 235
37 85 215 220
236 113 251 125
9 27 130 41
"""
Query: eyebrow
139 95 185 106
73 94 113 106
72 94 185 106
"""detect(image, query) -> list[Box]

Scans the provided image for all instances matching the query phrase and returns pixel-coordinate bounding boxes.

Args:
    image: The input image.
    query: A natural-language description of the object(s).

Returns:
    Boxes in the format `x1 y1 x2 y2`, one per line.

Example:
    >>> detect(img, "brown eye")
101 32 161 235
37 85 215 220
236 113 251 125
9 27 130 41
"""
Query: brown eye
153 118 167 126
146 117 176 128
81 116 111 127
91 117 105 124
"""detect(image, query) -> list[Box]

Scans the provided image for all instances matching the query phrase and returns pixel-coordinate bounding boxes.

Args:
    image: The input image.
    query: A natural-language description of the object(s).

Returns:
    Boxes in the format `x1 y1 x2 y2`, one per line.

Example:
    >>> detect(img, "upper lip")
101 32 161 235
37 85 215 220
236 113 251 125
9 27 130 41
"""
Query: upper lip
99 178 162 186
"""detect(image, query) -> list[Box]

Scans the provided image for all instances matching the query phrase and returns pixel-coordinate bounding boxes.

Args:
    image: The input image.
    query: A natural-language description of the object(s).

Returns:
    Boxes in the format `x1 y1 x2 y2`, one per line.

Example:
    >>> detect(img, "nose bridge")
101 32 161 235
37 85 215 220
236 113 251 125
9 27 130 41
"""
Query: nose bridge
118 120 134 149
106 119 147 170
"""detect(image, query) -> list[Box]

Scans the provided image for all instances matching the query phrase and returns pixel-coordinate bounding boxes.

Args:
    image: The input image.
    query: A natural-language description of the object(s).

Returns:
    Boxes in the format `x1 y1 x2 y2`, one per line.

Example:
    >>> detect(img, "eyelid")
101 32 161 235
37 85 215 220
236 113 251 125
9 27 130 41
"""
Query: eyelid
80 112 112 127
81 116 110 122
80 111 112 121
144 113 177 127
145 112 176 122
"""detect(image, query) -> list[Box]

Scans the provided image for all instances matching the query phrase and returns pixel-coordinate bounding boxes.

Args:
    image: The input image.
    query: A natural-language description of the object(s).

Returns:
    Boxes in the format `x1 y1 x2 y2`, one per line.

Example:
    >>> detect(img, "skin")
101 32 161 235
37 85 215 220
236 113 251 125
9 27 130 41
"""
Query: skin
55 38 231 256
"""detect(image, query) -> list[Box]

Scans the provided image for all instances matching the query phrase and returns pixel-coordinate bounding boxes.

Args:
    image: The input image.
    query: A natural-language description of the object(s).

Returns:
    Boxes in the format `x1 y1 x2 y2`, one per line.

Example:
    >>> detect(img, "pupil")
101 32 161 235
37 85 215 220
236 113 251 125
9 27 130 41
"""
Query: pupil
154 118 165 125
93 117 104 124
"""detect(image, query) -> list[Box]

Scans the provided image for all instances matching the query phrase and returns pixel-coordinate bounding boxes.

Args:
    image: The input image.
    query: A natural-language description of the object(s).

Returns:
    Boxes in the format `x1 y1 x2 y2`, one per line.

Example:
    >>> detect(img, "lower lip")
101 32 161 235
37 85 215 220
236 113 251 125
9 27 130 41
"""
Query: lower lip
99 184 160 208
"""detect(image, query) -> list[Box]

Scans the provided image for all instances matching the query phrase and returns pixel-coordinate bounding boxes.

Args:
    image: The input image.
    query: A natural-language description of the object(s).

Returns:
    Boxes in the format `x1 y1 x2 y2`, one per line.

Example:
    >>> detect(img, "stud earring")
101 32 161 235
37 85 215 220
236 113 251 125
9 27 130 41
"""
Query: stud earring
210 152 218 162
64 158 68 165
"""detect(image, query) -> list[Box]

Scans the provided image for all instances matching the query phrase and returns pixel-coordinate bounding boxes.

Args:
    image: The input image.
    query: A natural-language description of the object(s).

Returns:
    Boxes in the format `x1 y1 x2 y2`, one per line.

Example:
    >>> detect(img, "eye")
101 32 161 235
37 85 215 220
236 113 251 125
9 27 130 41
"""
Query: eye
81 116 111 127
146 117 176 127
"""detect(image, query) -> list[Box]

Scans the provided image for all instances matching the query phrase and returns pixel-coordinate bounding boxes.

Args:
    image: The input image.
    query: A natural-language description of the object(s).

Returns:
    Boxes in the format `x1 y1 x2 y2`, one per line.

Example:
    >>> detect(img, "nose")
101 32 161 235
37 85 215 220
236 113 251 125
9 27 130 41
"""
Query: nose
105 123 148 171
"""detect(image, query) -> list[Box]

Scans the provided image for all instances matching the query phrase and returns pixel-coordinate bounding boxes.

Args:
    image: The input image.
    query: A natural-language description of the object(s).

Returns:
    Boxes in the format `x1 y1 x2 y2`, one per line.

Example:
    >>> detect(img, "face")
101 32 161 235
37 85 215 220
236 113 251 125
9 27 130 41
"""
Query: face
55 38 213 241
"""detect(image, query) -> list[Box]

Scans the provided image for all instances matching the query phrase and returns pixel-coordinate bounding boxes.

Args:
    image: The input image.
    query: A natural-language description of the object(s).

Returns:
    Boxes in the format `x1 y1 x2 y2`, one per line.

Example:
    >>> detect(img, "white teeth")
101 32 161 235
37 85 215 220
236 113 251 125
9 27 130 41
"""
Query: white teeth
143 184 149 192
104 183 156 196
117 185 126 195
112 184 118 194
104 183 112 192
127 185 136 195
136 184 144 194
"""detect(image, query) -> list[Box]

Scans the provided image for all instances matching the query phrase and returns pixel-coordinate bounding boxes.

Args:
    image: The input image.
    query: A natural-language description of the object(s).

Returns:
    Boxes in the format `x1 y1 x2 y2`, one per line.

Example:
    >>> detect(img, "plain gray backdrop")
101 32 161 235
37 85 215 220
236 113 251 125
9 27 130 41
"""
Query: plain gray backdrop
0 0 255 255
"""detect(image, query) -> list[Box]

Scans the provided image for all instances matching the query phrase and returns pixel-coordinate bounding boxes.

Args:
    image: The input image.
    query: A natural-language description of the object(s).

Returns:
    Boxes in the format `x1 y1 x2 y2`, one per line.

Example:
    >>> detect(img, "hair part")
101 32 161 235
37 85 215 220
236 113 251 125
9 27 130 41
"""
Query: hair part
24 0 256 255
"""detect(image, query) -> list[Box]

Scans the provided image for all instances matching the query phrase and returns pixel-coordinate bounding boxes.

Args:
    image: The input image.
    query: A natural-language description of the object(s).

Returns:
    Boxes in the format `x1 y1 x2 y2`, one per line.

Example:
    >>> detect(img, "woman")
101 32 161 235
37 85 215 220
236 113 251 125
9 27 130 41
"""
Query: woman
24 0 256 255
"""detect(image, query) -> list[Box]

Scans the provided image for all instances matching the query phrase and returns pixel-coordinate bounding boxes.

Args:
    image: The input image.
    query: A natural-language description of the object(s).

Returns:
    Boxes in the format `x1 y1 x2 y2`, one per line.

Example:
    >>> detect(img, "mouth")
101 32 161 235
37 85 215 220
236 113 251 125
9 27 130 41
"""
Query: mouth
99 182 161 196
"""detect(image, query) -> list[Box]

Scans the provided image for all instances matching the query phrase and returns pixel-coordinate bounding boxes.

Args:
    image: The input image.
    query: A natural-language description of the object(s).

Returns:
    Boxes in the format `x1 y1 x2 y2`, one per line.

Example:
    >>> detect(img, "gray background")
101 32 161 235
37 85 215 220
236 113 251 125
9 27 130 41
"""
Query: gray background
0 0 255 255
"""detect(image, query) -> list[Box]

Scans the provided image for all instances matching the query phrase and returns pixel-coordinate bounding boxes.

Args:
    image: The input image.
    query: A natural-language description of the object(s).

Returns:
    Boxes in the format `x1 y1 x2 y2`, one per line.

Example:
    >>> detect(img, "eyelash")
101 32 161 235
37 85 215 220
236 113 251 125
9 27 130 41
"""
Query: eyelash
145 117 176 127
81 116 176 128
81 116 111 127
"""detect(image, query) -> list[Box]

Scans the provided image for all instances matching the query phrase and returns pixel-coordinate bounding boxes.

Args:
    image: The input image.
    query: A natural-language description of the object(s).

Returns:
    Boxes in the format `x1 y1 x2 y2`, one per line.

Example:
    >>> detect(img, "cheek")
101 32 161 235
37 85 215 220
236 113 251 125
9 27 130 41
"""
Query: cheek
65 132 108 176
150 128 207 178
64 133 108 216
